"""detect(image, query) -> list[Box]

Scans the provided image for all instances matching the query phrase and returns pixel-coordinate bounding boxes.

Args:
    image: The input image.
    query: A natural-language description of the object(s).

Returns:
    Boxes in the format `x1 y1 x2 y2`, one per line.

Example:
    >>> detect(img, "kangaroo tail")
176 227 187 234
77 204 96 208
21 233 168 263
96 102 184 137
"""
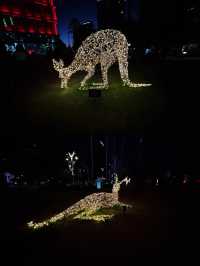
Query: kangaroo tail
27 203 79 230
27 210 66 230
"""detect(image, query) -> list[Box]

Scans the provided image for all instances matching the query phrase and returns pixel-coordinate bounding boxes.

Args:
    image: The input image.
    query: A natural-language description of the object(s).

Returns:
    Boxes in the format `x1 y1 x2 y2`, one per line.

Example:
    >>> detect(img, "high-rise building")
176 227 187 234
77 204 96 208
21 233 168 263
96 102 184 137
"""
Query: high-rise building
69 19 95 50
139 0 184 42
96 0 129 31
0 0 58 53
183 1 200 40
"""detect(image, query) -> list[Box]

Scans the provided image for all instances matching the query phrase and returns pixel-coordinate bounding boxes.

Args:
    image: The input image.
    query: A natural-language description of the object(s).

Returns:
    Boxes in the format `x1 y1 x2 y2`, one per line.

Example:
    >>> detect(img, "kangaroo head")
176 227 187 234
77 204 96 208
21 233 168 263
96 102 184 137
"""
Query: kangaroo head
52 59 66 79
112 175 131 193
52 58 74 82
53 59 64 72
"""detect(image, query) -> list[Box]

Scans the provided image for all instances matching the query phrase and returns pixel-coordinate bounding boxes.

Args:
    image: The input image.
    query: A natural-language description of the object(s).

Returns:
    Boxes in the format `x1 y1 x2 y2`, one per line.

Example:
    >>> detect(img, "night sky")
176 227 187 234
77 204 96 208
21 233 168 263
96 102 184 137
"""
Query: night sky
55 0 97 45
55 0 139 46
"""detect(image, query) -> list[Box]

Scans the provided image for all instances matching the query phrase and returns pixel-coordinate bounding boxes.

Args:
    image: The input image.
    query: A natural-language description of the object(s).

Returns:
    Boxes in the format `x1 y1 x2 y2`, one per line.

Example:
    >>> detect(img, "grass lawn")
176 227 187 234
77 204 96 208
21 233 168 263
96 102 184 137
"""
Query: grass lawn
0 59 166 138
26 64 165 134
1 58 200 142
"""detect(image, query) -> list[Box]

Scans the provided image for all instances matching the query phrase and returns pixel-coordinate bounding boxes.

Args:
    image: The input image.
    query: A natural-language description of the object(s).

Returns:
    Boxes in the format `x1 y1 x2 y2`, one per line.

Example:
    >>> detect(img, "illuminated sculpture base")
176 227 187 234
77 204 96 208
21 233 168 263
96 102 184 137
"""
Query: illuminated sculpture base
77 82 151 91
27 176 132 230
53 29 152 90
78 83 107 90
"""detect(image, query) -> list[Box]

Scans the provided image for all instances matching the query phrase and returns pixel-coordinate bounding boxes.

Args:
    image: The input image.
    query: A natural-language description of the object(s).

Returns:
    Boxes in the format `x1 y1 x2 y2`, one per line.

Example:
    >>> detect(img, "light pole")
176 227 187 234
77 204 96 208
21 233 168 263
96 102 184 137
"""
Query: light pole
90 136 94 182
65 151 79 184
105 136 108 178
99 137 109 179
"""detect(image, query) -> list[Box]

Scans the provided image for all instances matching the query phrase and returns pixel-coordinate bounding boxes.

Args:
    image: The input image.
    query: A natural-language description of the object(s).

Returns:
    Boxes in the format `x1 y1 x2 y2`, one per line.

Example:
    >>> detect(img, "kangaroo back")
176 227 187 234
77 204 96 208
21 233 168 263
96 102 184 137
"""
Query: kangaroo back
74 29 128 68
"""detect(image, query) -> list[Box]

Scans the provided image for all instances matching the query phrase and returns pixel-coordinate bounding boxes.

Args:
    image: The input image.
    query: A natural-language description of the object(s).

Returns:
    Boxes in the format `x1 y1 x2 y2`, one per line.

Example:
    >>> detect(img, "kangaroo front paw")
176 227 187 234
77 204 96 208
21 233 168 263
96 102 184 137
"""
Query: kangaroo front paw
123 80 133 87
103 82 109 89
61 84 68 89
79 85 87 90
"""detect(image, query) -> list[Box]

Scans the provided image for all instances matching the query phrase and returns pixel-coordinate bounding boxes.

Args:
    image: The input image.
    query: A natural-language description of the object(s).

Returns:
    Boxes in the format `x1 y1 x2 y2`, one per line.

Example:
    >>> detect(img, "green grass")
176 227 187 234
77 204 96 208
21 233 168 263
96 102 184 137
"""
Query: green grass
26 66 166 134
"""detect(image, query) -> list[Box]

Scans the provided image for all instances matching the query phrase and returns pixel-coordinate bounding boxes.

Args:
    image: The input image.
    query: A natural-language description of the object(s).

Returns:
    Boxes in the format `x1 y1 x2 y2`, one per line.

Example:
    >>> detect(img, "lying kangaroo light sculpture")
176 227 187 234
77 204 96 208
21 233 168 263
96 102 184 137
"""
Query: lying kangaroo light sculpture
27 175 131 229
53 29 151 89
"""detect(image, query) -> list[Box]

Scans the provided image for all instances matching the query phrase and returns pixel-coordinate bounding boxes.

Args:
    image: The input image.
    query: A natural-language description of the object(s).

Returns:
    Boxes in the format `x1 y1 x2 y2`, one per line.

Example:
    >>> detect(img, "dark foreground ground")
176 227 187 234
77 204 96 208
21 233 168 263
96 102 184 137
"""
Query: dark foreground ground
1 185 200 264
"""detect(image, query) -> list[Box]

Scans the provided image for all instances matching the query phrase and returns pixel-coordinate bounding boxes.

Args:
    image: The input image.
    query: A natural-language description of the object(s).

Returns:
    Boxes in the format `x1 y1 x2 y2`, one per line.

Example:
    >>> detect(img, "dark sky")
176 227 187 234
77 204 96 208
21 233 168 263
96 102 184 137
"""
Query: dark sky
55 0 97 45
54 0 139 46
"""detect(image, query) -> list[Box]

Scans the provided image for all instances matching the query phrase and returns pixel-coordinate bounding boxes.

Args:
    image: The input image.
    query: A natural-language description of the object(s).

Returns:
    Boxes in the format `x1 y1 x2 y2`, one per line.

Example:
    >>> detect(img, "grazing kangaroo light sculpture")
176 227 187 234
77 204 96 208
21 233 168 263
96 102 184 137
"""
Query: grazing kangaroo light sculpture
53 29 151 89
27 175 132 229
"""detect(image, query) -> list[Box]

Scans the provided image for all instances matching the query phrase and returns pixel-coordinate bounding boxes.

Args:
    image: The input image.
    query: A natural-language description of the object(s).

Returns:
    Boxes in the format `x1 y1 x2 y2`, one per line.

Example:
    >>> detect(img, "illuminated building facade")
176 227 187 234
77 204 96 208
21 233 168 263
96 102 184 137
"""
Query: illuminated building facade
96 0 129 31
0 0 58 53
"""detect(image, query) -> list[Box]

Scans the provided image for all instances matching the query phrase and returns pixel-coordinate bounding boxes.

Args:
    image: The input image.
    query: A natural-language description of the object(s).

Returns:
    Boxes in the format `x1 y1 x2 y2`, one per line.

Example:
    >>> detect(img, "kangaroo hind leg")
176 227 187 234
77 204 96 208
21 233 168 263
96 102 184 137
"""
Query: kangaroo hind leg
118 52 152 88
118 55 132 87
100 60 113 89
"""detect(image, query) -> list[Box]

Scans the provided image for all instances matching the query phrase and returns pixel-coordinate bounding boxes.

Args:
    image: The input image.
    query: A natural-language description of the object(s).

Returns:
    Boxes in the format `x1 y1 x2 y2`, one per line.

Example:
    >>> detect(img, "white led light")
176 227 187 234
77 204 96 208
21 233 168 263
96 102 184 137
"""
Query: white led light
53 29 152 89
27 175 132 229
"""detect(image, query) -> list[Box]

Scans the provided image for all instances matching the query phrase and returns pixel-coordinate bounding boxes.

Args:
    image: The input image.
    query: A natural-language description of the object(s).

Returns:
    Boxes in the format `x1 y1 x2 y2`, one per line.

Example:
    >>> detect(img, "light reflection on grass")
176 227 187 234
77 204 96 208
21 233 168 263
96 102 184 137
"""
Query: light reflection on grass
73 205 122 222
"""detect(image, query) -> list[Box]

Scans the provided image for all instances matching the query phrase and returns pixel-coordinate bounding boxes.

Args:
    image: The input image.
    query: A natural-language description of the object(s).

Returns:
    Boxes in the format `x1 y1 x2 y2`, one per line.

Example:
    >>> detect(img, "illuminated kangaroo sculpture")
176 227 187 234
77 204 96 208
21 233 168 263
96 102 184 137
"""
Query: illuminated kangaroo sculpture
53 29 151 89
27 175 131 229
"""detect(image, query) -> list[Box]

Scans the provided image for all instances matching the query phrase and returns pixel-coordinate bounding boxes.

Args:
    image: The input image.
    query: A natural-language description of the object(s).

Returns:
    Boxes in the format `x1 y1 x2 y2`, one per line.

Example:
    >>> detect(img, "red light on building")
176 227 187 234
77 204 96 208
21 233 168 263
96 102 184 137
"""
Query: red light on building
47 30 53 35
35 0 49 6
53 22 58 35
39 27 45 34
28 26 35 33
0 0 58 36
5 26 12 32
18 26 25 33
46 15 51 21
26 11 34 19
12 8 21 16
49 0 54 6
34 14 42 21
0 0 58 54
0 5 10 14
52 6 57 20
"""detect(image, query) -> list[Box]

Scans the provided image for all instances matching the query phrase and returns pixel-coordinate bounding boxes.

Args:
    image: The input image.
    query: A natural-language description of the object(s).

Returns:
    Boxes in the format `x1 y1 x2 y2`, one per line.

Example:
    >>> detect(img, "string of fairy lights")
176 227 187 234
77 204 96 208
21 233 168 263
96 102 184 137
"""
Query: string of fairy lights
27 175 132 229
53 29 152 89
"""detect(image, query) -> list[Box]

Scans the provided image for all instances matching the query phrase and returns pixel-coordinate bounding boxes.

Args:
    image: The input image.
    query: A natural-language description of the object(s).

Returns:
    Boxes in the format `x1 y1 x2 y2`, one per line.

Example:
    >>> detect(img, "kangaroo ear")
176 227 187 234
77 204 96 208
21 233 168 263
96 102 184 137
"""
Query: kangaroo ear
59 59 64 67
126 177 131 185
52 58 58 65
